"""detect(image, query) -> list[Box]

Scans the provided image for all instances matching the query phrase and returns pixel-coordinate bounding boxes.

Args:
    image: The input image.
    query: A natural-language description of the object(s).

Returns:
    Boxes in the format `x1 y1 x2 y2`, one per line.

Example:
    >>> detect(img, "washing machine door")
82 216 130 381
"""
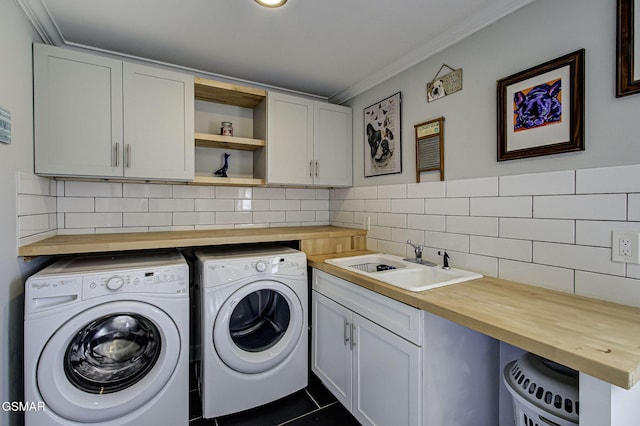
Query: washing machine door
37 300 181 423
213 280 303 374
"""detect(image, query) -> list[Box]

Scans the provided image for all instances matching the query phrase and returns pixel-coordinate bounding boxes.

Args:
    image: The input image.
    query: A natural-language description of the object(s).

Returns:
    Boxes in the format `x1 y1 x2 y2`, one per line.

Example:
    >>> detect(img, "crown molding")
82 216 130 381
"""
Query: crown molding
16 0 64 45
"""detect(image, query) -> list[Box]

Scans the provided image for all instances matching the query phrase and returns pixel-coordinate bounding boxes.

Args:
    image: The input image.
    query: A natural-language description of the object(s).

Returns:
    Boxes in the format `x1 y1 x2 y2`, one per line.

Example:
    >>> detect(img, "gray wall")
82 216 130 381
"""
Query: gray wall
0 2 45 425
348 0 640 186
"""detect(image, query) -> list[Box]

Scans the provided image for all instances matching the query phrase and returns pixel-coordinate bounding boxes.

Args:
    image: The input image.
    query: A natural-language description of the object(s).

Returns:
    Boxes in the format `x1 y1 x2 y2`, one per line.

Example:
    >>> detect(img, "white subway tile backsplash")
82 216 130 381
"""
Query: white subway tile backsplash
391 198 424 214
407 181 445 198
234 200 253 212
391 228 425 245
575 271 640 308
18 214 52 238
270 199 301 211
173 212 216 226
365 199 391 213
286 210 316 222
150 198 195 212
533 194 626 220
333 210 354 224
96 227 149 234
470 197 532 218
195 199 234 212
378 184 407 199
123 212 172 227
341 199 365 212
575 220 640 247
499 218 574 244
426 231 470 253
17 172 52 196
379 213 408 228
407 214 445 232
253 211 286 223
301 200 329 211
216 186 252 199
440 251 498 277
447 177 498 198
18 195 56 216
95 198 148 213
315 189 330 200
499 170 575 196
354 186 378 199
57 197 94 213
254 187 285 200
65 181 122 197
332 187 355 200
368 225 391 241
447 216 498 237
533 242 625 276
286 188 316 199
498 259 574 292
315 210 330 222
425 198 469 216
172 185 215 199
65 213 122 229
215 211 252 225
628 195 640 221
470 236 531 262
576 164 640 194
123 183 172 198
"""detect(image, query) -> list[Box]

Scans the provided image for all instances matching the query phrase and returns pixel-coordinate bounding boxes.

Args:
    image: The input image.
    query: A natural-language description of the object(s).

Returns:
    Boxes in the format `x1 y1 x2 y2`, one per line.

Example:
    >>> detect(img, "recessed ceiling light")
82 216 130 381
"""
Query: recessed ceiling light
255 0 287 8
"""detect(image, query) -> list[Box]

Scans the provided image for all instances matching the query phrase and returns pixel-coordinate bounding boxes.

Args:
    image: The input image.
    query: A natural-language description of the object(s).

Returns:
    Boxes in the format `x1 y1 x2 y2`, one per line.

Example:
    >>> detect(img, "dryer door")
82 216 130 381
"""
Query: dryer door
37 300 181 423
213 280 303 373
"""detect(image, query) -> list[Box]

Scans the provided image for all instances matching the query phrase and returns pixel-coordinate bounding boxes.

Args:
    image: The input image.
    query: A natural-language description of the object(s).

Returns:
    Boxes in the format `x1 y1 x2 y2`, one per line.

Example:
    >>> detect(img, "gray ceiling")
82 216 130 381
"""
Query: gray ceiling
18 0 535 102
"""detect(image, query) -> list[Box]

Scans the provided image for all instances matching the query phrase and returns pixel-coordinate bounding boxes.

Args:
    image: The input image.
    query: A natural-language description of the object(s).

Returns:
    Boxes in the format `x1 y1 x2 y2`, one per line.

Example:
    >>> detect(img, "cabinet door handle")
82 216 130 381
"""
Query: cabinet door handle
309 161 313 178
350 323 356 350
114 143 119 167
126 144 131 168
343 319 350 346
315 161 319 177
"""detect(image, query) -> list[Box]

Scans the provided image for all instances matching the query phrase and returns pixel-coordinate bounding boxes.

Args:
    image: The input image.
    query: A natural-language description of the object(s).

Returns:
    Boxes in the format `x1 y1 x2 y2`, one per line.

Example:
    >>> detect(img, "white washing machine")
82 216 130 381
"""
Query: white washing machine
24 251 189 426
195 245 308 419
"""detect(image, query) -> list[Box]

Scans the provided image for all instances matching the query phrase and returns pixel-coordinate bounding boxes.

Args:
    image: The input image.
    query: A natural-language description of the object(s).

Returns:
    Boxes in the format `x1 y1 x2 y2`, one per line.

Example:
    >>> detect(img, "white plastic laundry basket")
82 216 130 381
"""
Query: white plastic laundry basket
503 352 579 426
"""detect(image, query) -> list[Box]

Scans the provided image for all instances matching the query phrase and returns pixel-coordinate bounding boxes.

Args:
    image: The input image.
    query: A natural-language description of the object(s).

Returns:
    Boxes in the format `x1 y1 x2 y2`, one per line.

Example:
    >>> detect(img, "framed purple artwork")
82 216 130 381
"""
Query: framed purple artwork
497 49 585 161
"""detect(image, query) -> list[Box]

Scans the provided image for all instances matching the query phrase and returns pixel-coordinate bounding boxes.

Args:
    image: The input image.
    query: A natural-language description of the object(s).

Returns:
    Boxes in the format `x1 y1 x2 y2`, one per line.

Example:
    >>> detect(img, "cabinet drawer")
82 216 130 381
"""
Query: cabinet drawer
313 269 422 345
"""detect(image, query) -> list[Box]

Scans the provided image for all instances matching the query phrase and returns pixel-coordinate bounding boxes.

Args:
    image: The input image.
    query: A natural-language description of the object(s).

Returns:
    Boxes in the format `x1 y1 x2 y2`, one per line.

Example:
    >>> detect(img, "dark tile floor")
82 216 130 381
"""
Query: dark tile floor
189 363 360 426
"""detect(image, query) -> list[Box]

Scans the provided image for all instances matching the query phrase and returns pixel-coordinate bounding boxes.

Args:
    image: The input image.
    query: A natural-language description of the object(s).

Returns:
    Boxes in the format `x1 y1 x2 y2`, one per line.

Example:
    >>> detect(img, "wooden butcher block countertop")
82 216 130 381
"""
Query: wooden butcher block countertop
18 225 367 257
309 251 640 390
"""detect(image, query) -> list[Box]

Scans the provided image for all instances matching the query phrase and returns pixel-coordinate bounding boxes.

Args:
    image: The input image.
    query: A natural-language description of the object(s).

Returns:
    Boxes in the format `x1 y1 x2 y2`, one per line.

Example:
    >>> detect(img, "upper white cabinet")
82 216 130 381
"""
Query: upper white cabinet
34 44 194 181
266 92 352 187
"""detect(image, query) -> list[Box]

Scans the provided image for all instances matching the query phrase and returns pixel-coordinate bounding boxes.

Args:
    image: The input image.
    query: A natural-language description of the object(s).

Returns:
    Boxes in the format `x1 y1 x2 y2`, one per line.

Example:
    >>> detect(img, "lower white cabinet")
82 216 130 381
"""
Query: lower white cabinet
312 270 422 426
312 268 500 426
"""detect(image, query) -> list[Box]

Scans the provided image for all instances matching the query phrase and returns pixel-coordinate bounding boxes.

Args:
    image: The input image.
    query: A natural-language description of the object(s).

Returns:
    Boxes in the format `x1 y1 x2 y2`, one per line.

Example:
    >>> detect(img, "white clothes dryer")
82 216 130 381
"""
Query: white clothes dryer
195 245 308 419
24 251 189 426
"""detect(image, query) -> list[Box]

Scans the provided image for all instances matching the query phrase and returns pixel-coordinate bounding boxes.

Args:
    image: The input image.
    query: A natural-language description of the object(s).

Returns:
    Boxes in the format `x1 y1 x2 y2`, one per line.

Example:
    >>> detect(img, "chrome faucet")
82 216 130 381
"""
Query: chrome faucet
404 240 436 266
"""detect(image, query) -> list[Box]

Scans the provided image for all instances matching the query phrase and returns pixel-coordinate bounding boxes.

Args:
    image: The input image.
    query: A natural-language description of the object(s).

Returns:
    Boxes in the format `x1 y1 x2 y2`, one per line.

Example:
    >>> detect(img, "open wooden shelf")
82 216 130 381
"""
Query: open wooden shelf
192 175 265 186
195 132 264 151
194 77 267 108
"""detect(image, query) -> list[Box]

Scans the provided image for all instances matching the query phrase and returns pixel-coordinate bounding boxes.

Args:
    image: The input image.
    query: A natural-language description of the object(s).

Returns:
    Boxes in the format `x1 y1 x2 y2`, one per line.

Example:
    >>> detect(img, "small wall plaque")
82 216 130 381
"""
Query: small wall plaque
415 117 444 181
427 65 462 102
0 107 11 144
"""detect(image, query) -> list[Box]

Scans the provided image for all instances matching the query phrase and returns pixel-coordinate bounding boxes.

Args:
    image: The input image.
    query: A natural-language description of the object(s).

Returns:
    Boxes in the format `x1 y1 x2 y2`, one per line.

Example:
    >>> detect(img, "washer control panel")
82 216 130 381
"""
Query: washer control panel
82 265 188 299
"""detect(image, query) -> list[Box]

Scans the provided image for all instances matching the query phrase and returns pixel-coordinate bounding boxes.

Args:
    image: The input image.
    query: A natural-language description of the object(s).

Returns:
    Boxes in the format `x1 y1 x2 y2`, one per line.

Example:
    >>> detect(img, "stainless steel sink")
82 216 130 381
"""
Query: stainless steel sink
325 253 482 292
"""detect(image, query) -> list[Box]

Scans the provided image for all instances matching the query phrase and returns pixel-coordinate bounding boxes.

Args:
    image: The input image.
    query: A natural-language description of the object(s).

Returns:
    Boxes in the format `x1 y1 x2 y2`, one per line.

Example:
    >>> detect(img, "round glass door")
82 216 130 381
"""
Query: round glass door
213 280 303 374
37 301 180 423
229 289 290 352
64 313 161 394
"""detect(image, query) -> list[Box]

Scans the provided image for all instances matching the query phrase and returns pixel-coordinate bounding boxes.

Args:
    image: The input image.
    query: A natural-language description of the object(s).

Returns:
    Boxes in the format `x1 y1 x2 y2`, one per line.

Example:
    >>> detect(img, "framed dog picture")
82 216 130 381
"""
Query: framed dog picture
497 49 585 161
364 92 402 177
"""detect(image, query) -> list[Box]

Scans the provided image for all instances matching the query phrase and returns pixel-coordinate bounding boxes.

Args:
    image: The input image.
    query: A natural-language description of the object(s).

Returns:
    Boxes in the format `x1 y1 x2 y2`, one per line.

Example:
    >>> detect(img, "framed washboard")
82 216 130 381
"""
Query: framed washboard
415 117 444 181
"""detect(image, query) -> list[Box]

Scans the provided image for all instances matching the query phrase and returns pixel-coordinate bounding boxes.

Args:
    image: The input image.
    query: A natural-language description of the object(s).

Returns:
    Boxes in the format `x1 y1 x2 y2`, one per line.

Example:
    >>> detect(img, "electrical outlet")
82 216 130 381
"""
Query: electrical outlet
612 231 640 263
363 215 371 231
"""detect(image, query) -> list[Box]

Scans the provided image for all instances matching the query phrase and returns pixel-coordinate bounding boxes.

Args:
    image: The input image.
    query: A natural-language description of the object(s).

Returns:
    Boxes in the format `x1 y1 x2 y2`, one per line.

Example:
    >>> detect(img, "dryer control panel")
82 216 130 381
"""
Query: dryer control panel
206 253 306 287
